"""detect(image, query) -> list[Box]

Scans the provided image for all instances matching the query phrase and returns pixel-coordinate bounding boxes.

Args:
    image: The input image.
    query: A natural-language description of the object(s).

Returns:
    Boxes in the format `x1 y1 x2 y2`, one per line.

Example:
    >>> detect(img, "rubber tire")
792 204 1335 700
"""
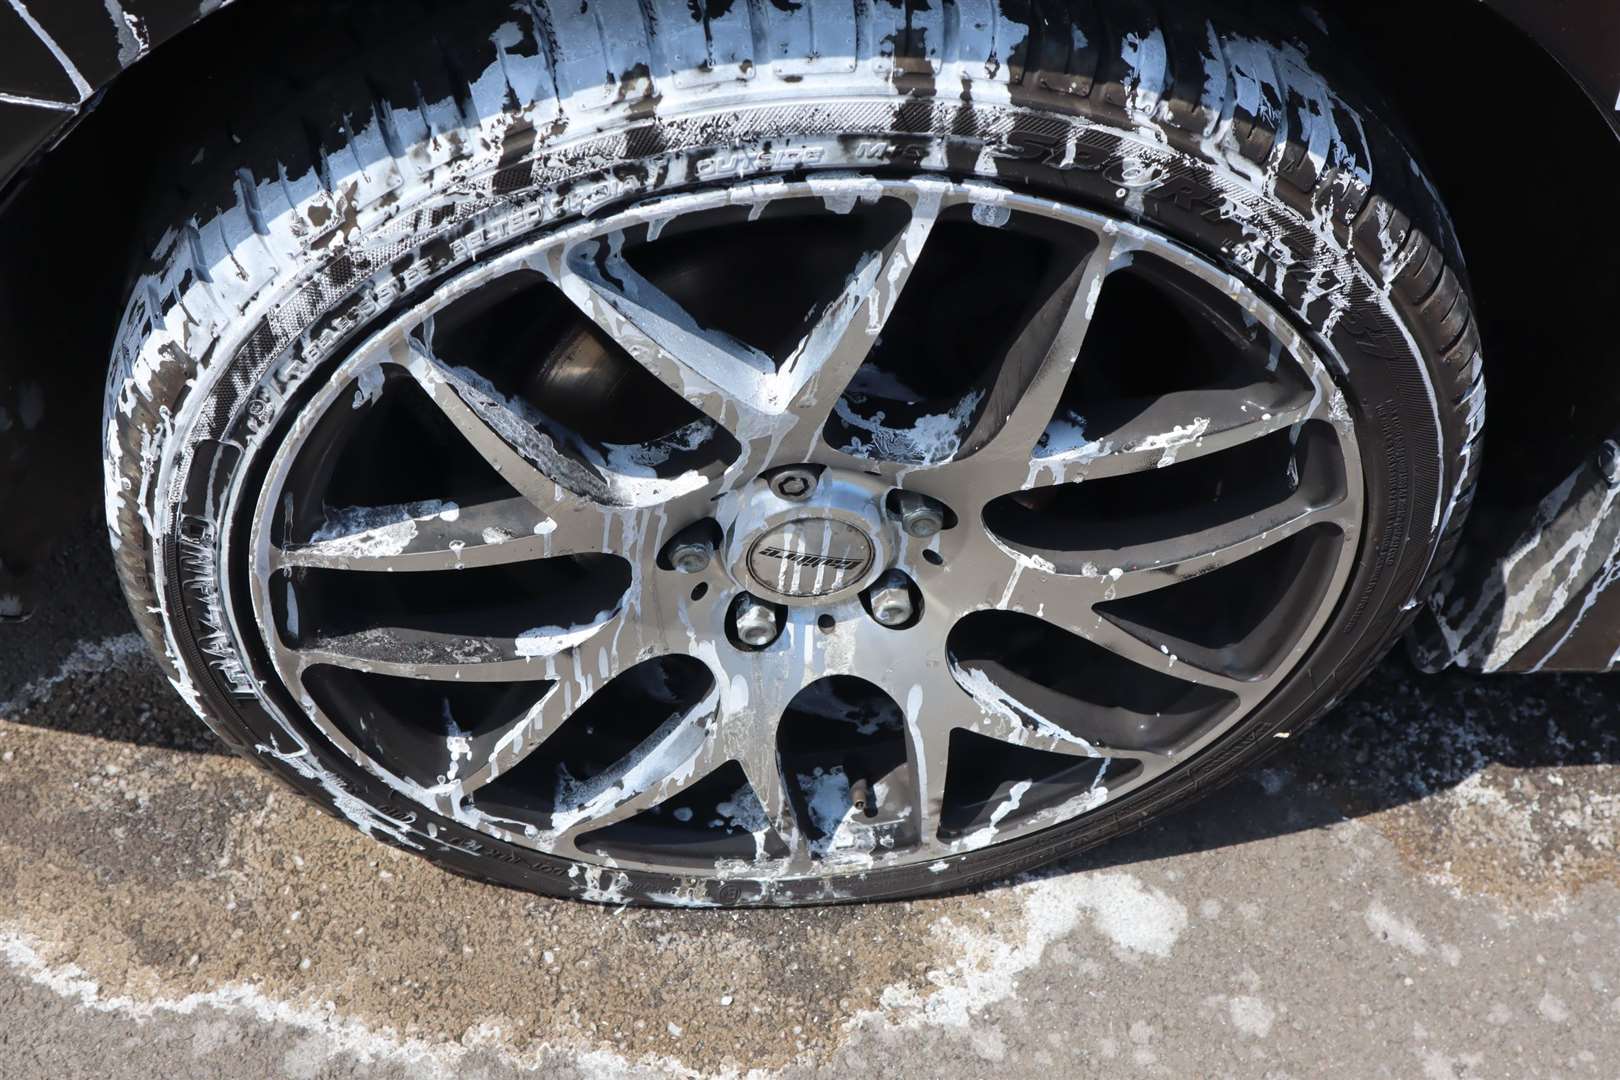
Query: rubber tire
105 0 1483 907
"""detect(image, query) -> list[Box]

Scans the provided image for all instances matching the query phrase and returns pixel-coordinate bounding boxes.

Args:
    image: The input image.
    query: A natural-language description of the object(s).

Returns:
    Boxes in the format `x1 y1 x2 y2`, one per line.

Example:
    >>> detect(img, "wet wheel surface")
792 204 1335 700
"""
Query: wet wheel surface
104 0 1482 905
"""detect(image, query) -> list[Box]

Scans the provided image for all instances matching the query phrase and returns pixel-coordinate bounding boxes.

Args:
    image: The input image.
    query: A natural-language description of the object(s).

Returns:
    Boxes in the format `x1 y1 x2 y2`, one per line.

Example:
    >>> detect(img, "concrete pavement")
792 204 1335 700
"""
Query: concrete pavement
2 518 1616 1078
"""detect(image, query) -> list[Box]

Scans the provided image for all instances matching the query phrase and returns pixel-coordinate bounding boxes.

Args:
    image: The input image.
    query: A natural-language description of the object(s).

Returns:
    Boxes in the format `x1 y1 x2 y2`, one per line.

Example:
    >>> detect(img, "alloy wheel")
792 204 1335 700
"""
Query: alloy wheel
242 176 1362 881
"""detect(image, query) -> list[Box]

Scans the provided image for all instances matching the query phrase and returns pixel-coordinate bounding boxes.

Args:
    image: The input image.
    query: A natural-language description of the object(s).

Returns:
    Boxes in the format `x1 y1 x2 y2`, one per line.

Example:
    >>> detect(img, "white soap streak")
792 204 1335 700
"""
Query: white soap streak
1133 416 1211 469
0 633 148 717
848 870 1188 1033
514 613 616 659
7 0 92 99
0 927 733 1080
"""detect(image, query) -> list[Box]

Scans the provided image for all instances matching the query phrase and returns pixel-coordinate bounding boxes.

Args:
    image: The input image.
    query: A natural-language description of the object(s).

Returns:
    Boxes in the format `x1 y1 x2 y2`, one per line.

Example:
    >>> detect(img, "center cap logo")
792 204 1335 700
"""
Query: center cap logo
746 518 876 599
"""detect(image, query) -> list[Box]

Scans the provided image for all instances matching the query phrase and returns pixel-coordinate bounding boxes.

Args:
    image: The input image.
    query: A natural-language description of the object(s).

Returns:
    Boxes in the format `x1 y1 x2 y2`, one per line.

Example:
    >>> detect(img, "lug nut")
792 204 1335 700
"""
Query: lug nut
733 594 781 647
894 491 945 538
667 538 712 574
1599 440 1620 488
850 776 877 817
868 570 915 628
769 466 818 501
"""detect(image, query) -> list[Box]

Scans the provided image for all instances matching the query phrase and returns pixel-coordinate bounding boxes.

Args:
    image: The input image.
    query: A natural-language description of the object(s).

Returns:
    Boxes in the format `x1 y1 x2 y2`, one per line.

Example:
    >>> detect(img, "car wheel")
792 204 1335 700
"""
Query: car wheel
104 0 1483 905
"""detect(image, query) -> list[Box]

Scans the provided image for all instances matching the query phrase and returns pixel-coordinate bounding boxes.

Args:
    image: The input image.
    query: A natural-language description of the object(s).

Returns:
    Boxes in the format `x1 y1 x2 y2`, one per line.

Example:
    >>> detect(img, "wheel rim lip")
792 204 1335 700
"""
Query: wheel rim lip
231 174 1366 882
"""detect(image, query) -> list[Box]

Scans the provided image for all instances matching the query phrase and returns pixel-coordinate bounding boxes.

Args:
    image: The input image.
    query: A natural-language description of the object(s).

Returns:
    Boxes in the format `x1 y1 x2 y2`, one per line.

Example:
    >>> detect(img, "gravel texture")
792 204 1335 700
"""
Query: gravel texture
2 517 1617 1078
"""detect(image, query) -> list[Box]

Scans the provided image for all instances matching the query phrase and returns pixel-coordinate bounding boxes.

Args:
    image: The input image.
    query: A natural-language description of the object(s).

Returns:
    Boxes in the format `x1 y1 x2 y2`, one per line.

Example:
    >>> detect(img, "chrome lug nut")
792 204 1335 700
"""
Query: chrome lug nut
1599 440 1620 488
868 571 915 628
667 538 713 574
894 491 946 538
733 594 781 647
769 466 818 501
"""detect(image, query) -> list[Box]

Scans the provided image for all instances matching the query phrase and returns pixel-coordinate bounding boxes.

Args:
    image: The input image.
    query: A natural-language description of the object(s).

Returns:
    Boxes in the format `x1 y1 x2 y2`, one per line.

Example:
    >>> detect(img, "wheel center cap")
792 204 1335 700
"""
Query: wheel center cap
721 470 893 607
746 518 876 599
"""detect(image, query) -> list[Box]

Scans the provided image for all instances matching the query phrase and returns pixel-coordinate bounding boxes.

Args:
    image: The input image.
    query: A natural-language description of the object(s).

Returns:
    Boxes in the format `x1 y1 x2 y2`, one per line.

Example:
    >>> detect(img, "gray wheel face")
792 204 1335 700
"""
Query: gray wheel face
242 176 1362 882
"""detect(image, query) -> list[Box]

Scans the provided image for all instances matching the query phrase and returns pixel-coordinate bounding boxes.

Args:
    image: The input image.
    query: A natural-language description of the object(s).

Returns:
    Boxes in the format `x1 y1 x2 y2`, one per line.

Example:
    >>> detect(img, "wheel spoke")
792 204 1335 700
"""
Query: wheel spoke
451 638 685 802
733 742 805 862
857 608 969 847
1023 383 1326 490
330 580 717 806
952 660 1176 768
546 193 946 464
981 490 1346 617
393 564 710 789
544 238 774 436
548 695 724 845
298 628 563 681
294 606 642 683
1078 618 1252 695
950 662 1108 757
953 232 1121 488
276 495 564 572
958 490 1347 693
899 672 956 848
770 607 967 848
773 192 945 442
390 341 681 536
1094 494 1350 601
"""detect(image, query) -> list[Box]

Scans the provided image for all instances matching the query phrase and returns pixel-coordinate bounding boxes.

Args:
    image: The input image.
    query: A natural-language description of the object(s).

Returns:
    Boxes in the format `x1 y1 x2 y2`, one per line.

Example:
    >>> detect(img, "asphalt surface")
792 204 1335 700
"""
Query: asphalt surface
3 516 1618 1079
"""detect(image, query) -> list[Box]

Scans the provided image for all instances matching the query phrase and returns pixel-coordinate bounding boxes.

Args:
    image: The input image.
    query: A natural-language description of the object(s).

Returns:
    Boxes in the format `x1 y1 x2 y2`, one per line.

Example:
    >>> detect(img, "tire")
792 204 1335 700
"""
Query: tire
104 0 1483 906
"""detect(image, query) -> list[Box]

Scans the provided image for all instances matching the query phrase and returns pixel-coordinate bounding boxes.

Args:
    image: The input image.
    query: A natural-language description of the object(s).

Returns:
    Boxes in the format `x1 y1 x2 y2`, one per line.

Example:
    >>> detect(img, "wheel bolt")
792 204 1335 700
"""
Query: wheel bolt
769 466 818 501
894 491 945 538
667 538 712 574
868 570 915 628
733 594 781 647
1599 440 1620 488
